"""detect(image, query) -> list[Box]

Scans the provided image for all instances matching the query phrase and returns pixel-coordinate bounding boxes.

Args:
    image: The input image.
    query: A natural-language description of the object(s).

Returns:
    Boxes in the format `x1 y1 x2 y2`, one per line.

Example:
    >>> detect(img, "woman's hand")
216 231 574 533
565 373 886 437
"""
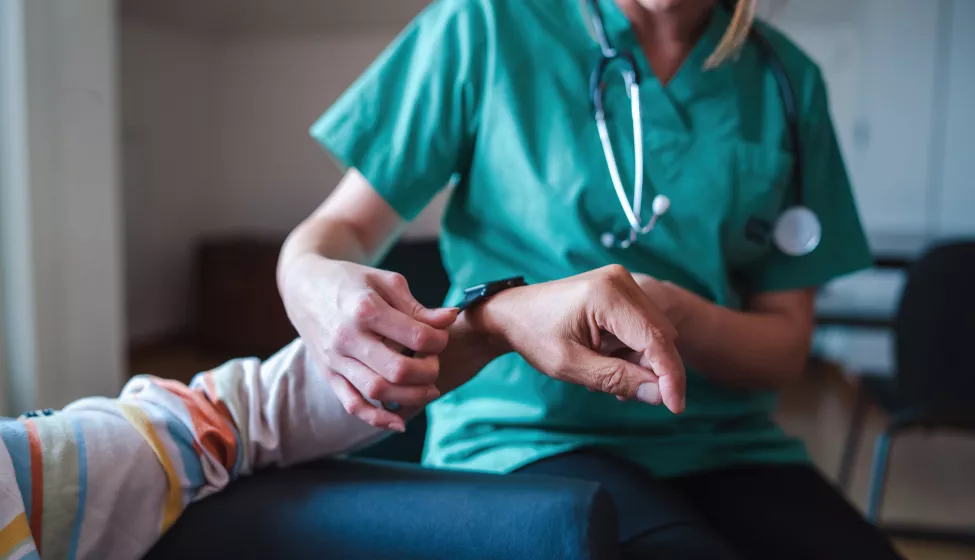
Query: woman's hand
472 265 686 413
630 272 816 389
630 273 695 331
279 253 458 431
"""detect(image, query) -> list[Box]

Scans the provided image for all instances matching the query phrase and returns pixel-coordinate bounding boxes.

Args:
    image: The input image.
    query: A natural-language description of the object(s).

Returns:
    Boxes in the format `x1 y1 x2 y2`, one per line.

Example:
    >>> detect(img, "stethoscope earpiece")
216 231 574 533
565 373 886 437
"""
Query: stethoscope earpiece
602 194 670 250
651 194 670 217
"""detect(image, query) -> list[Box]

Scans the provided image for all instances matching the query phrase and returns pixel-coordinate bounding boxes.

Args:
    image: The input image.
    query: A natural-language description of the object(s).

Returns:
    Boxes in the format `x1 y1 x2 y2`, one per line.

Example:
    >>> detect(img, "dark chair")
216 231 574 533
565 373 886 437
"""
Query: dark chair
837 241 975 546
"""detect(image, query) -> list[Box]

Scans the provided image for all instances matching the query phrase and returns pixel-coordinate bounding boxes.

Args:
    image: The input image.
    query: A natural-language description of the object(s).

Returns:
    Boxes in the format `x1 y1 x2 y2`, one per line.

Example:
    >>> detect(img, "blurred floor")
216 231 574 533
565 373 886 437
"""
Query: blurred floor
130 343 975 559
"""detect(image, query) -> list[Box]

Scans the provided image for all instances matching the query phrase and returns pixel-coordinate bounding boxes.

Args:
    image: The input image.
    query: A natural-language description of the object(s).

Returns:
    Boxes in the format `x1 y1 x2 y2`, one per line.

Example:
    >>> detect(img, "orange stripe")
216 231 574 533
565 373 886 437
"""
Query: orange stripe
23 420 43 553
201 374 238 447
153 377 238 471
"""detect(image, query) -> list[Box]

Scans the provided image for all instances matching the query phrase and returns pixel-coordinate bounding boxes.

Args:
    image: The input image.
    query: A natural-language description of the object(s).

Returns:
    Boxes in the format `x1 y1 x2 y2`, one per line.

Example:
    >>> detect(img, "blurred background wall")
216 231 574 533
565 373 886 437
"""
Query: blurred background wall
1 0 123 413
119 4 452 342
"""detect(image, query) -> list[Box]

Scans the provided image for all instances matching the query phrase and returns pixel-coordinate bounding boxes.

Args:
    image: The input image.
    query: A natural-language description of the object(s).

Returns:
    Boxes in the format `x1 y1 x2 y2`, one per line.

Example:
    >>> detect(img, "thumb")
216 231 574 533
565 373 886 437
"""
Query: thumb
633 343 684 414
414 307 460 329
374 273 458 328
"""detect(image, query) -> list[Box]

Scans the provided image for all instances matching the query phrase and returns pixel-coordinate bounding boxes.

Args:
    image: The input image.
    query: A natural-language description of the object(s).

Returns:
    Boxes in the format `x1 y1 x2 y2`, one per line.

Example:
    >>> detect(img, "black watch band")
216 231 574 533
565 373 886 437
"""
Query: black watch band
382 276 526 412
455 276 527 312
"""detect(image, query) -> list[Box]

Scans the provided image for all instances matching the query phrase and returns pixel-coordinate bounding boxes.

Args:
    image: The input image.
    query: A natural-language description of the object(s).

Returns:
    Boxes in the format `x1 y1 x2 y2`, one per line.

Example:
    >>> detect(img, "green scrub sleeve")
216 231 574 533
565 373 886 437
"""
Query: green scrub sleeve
309 0 488 221
739 71 873 293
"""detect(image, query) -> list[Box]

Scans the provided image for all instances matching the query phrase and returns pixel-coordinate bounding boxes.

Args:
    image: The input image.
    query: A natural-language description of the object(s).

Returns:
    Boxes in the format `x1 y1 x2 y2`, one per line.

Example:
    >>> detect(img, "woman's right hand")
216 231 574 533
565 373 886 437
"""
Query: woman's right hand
469 265 686 413
279 253 458 431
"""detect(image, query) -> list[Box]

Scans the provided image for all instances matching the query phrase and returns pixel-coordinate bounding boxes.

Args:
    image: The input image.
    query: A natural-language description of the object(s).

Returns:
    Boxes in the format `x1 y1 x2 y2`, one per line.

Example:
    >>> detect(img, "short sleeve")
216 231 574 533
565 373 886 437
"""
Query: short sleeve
739 71 873 293
309 0 488 221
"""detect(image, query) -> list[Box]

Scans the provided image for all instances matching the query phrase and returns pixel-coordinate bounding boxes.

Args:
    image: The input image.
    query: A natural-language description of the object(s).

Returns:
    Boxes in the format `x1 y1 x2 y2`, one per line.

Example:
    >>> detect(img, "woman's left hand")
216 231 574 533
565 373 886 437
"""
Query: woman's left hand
630 273 696 332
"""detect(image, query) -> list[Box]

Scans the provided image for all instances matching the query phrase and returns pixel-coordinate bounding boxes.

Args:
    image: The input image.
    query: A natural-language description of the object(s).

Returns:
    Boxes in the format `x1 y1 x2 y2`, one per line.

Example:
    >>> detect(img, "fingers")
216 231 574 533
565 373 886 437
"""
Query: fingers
369 298 451 354
344 335 440 386
349 291 452 354
567 346 662 404
326 370 405 432
371 271 459 329
333 355 440 406
657 371 685 414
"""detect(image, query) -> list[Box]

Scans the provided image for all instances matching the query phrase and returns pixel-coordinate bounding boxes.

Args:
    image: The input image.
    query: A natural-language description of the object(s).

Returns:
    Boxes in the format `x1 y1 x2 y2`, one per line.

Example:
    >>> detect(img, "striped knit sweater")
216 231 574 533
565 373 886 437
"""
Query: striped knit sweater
0 339 388 559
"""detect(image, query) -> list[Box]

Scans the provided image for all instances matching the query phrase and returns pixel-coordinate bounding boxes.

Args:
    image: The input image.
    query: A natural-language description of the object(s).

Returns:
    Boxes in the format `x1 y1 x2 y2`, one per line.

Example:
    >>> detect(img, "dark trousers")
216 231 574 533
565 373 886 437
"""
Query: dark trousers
517 450 905 560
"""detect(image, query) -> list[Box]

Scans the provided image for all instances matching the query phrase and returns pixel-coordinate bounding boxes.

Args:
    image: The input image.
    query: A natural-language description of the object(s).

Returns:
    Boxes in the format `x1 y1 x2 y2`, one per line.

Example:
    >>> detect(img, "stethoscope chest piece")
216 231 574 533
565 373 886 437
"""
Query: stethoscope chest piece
773 206 821 256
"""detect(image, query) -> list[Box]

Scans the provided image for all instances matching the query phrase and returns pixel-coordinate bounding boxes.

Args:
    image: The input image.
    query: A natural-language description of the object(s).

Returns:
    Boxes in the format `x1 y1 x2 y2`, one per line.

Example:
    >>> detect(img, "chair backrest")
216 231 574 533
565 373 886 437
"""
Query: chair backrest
894 241 975 410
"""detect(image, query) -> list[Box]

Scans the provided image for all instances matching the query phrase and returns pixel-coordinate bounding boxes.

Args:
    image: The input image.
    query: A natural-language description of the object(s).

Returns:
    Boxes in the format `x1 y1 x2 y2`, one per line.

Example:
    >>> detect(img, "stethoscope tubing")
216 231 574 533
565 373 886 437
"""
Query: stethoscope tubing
587 0 812 252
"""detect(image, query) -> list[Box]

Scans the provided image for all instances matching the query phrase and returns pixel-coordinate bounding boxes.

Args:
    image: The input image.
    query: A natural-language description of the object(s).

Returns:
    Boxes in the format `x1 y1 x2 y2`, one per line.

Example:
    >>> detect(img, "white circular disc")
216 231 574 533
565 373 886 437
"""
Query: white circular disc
773 206 821 256
601 232 616 248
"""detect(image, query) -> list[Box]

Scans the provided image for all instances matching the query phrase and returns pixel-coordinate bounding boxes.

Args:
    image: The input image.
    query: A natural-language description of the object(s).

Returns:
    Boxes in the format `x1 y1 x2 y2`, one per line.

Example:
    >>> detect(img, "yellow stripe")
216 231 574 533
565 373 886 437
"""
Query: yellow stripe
118 403 184 532
0 514 31 555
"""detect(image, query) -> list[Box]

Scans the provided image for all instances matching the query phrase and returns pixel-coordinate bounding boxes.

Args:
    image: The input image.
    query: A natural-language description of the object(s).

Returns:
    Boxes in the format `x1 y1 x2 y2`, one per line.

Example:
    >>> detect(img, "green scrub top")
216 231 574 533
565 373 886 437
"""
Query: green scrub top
311 0 873 477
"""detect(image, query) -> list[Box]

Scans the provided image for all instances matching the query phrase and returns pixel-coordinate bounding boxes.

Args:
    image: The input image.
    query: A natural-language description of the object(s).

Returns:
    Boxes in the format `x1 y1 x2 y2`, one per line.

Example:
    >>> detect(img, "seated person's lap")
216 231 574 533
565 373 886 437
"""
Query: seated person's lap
515 450 904 560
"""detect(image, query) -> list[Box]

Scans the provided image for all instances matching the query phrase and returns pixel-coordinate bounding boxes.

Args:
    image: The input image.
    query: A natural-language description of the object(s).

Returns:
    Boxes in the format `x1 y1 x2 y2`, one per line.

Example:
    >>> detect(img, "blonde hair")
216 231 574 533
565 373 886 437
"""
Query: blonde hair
704 0 758 69
579 0 759 69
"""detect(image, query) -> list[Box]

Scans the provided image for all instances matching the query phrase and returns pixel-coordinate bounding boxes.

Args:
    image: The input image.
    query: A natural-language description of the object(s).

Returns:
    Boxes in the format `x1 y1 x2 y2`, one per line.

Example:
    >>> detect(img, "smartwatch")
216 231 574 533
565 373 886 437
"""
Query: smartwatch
455 276 527 312
383 276 526 412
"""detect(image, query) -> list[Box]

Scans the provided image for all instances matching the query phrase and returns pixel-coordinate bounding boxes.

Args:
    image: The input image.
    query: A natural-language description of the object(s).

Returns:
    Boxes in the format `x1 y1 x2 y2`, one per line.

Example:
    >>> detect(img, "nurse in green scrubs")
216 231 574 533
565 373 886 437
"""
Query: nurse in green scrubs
278 0 903 557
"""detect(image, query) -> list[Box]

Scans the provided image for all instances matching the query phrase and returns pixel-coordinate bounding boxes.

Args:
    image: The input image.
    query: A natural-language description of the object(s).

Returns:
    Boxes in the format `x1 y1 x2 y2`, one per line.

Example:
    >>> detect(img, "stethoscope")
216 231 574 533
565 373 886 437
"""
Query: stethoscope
588 0 822 256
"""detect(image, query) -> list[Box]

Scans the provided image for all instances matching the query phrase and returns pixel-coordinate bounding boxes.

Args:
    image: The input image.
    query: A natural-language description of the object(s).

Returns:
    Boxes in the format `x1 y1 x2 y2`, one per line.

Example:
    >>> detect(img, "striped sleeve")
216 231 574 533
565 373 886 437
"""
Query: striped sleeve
0 383 242 559
0 394 219 560
0 338 387 559
0 430 40 560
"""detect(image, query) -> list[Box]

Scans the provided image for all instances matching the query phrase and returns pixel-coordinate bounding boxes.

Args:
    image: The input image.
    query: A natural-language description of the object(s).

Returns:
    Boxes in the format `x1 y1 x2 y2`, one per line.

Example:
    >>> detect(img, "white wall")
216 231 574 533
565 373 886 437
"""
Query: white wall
938 0 975 236
207 33 449 239
121 24 219 341
2 0 123 411
208 35 388 235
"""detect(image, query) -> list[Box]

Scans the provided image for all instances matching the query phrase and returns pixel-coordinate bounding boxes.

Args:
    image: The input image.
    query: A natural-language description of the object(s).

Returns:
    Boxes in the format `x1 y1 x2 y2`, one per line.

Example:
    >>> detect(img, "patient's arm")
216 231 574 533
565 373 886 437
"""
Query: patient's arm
0 337 446 560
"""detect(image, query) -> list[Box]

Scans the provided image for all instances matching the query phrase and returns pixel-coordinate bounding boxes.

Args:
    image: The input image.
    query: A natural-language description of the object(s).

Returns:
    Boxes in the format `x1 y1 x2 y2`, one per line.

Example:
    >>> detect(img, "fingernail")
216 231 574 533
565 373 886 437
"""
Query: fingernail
427 388 442 400
388 422 406 433
680 394 686 412
637 383 661 405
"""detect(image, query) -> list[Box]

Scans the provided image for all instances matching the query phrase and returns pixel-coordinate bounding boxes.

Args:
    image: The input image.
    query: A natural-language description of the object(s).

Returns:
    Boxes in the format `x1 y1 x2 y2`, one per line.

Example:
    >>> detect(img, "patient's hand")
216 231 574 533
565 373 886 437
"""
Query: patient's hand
468 265 686 413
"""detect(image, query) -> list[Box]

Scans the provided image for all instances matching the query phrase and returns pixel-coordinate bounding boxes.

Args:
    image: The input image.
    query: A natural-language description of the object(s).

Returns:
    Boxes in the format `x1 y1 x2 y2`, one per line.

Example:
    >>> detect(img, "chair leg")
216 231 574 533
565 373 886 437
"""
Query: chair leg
866 427 895 523
838 383 870 492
